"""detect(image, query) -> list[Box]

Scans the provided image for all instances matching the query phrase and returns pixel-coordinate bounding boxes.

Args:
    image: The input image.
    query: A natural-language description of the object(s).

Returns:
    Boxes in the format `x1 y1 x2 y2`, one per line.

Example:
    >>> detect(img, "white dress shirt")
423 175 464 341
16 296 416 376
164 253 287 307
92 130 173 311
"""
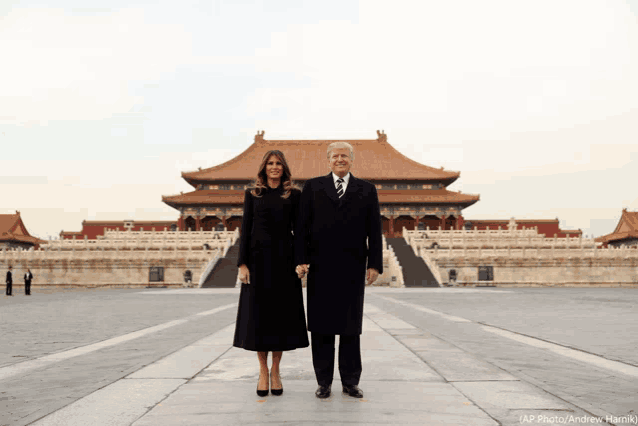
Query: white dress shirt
332 172 350 194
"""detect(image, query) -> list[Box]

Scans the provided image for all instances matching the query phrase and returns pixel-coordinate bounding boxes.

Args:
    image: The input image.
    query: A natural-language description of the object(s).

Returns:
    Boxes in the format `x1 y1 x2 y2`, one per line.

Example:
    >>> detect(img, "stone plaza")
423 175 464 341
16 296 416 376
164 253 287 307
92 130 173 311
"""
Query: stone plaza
1 286 636 426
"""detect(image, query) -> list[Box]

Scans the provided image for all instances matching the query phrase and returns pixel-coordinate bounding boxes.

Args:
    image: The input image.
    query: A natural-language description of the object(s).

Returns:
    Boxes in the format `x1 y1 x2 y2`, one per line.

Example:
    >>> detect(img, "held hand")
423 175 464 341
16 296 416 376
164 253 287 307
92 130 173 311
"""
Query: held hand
366 268 379 285
238 264 250 284
295 264 310 279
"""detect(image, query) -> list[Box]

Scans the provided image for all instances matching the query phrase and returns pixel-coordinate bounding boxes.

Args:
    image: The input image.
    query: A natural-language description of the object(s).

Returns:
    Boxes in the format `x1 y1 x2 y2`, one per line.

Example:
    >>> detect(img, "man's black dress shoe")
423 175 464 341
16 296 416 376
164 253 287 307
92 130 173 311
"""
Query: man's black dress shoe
315 384 331 398
342 385 363 398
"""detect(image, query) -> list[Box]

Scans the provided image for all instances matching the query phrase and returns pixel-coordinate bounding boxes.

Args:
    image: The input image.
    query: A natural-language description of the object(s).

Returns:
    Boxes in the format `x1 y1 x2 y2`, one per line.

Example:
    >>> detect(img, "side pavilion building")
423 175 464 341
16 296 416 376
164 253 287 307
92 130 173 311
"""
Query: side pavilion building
0 211 47 250
595 208 638 248
162 131 480 237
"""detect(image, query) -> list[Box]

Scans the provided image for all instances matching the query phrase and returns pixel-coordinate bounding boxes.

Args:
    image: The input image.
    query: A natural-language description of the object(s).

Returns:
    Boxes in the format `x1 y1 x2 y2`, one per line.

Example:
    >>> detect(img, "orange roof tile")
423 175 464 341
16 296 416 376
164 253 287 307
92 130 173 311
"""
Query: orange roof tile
0 212 46 245
182 131 460 186
0 213 20 235
163 190 247 208
595 209 638 243
378 189 479 205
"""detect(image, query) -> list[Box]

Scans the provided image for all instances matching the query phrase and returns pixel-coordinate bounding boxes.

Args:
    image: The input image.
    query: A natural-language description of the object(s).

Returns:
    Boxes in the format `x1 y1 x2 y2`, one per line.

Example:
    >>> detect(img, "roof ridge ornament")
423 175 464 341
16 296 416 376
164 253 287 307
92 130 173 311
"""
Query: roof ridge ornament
255 130 266 143
376 130 387 143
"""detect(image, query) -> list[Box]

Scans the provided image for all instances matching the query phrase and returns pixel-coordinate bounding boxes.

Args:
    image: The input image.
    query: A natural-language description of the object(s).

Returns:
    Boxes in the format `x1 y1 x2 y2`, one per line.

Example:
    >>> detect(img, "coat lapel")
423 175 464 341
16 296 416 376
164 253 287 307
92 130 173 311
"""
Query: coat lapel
339 174 359 208
322 173 340 205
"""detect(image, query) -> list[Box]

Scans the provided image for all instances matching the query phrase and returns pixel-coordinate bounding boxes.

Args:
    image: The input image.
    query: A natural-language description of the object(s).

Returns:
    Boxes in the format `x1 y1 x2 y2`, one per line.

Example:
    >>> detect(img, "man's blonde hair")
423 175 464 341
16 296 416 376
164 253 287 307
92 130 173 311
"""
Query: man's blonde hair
327 142 354 161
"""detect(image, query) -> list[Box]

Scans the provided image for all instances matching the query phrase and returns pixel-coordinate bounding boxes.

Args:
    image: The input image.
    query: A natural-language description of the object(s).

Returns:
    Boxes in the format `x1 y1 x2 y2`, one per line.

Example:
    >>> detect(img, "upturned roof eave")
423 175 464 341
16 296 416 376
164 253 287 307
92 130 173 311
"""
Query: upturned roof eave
180 132 462 184
595 231 638 243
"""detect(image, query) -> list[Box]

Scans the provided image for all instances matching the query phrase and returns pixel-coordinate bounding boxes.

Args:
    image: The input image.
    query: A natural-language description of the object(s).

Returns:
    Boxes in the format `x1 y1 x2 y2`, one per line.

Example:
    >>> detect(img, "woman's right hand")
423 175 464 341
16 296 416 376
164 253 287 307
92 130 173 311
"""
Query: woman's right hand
238 264 250 284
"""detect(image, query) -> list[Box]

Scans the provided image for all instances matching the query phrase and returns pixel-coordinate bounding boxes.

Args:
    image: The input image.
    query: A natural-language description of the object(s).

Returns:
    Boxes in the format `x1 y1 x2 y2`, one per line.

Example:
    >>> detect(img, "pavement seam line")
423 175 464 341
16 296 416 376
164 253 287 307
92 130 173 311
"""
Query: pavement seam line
368 294 629 424
363 303 503 426
374 293 638 377
481 326 638 378
0 302 237 382
129 337 237 426
29 324 237 426
373 293 471 322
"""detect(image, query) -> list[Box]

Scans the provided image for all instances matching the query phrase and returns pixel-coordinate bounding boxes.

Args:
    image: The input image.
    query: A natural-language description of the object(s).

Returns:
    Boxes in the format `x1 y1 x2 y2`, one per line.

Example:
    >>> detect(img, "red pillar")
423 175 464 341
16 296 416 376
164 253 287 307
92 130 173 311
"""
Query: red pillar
439 215 445 230
390 216 395 237
195 216 201 231
222 216 228 230
178 215 185 231
415 215 420 230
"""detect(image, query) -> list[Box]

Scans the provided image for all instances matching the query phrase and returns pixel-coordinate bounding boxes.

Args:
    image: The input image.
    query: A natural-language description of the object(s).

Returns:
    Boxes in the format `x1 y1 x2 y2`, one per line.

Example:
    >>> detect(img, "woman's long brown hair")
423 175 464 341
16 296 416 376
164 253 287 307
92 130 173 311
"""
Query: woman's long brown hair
250 150 297 199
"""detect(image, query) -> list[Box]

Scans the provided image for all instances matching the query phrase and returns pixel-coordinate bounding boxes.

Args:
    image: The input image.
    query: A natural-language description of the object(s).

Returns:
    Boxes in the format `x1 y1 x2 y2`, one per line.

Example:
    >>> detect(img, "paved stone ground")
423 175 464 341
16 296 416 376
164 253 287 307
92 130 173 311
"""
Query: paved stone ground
0 287 636 425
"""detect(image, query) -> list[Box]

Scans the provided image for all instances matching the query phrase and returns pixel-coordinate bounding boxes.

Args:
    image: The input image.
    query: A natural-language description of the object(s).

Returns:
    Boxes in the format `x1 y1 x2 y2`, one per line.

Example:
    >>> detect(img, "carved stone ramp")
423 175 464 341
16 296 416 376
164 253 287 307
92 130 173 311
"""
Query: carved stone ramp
201 240 240 288
386 237 439 287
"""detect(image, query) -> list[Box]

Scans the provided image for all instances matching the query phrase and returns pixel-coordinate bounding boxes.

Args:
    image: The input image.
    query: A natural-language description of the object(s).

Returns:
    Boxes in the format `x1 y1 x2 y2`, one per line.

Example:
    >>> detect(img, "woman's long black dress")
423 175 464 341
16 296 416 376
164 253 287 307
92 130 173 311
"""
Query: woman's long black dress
233 184 309 351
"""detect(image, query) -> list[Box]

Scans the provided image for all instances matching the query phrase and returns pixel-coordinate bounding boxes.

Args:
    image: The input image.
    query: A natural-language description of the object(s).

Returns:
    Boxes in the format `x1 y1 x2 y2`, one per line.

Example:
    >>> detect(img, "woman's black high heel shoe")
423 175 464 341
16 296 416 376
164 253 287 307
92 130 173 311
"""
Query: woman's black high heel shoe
270 371 283 396
256 372 269 397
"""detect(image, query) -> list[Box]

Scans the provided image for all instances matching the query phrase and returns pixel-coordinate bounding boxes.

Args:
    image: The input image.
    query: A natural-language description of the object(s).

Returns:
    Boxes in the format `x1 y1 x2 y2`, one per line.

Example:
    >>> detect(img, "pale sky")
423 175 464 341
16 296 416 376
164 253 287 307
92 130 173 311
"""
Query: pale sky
2 0 637 240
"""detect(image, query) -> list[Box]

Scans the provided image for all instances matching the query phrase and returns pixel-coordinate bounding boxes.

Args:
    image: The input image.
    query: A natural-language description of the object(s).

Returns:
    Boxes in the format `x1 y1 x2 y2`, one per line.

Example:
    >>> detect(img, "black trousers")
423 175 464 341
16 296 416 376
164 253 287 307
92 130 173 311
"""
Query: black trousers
311 332 362 387
5 283 12 296
25 282 31 295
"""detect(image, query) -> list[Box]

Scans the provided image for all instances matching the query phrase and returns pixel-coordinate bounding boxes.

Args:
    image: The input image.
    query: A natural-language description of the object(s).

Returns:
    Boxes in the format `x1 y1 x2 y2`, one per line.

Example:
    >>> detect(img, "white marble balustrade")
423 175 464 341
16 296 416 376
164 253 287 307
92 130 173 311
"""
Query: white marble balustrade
404 228 540 240
422 245 638 260
0 248 222 261
410 237 597 249
35 229 239 252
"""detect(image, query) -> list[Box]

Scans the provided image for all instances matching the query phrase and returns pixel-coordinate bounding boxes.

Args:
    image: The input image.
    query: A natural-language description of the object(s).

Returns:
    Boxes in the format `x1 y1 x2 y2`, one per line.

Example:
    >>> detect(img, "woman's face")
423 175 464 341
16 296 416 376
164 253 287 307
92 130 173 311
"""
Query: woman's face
265 155 283 181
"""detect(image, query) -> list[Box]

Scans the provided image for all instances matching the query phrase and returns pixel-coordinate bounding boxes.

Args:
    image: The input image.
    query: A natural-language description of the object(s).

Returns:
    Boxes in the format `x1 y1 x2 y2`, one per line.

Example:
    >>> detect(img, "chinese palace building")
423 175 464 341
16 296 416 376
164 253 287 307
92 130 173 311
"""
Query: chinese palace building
595 208 638 248
61 131 582 239
0 211 47 250
162 130 480 237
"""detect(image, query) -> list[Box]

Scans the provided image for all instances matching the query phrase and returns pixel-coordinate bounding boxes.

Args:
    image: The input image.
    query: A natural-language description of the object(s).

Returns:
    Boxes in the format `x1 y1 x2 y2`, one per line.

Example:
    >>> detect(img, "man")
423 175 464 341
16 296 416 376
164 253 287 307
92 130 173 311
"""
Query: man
6 265 13 296
295 142 383 399
24 268 33 295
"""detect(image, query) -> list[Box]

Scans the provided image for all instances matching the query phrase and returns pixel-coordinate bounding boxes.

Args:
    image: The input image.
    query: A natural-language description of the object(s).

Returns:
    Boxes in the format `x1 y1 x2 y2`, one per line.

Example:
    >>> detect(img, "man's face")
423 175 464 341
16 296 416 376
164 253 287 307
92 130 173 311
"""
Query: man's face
329 148 352 178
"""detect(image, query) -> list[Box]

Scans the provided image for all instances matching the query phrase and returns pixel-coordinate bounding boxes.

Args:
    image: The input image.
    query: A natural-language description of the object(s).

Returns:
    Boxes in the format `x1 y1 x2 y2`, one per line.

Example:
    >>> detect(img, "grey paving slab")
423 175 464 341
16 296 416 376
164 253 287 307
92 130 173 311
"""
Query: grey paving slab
375 288 638 365
392 333 518 381
30 378 186 426
131 380 499 426
7 287 636 426
368 291 638 423
194 318 443 383
366 312 417 330
0 290 240 426
416 350 518 382
483 324 638 378
127 325 233 379
453 381 570 410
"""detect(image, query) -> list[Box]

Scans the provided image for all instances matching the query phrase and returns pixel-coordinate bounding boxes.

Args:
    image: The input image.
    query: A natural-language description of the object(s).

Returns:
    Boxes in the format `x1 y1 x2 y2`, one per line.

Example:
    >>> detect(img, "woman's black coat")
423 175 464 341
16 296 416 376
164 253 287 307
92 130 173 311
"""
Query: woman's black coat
233 184 309 351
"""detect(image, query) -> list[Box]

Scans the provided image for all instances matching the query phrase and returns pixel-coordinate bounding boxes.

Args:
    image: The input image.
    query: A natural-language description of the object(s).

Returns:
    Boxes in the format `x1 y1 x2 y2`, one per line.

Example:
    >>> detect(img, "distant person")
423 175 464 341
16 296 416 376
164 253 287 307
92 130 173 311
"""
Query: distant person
24 268 33 295
233 150 309 397
5 265 13 296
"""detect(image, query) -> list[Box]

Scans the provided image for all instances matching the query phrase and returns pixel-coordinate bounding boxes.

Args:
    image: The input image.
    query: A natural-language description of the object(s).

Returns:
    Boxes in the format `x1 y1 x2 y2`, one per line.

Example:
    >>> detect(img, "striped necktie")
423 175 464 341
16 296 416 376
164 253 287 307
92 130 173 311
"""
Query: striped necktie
336 178 344 198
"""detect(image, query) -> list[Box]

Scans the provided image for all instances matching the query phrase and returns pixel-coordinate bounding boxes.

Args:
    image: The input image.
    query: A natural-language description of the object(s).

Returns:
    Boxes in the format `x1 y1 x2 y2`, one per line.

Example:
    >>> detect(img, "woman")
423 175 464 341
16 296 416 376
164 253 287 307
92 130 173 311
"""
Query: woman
233 150 309 397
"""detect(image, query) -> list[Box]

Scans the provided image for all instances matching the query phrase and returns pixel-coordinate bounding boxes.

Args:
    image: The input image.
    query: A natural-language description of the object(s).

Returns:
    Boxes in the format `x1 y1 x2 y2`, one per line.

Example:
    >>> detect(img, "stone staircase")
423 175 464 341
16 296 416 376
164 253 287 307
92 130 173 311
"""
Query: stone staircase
201 240 240 288
386 238 439 287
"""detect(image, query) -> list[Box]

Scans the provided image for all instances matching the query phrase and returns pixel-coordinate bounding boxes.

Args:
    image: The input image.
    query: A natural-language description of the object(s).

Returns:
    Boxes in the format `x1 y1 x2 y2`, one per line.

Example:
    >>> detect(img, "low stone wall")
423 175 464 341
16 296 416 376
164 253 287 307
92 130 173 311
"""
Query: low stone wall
433 257 638 287
0 256 210 289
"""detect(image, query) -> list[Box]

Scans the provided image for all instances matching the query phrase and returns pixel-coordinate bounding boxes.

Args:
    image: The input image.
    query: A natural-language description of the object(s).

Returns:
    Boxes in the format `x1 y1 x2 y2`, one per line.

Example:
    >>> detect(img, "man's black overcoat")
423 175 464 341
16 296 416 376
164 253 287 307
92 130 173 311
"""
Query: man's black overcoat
295 173 383 335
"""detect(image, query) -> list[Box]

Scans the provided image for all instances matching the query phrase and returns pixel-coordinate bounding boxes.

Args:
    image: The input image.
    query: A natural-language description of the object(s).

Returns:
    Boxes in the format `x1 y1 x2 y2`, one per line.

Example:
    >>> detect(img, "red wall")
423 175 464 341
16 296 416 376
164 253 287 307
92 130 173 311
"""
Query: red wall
61 221 177 240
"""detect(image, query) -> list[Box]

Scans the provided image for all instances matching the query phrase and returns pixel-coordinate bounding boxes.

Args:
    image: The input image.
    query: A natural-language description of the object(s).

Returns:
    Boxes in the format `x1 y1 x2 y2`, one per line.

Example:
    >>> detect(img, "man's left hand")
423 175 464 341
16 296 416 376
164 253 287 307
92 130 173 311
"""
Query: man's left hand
366 268 379 285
